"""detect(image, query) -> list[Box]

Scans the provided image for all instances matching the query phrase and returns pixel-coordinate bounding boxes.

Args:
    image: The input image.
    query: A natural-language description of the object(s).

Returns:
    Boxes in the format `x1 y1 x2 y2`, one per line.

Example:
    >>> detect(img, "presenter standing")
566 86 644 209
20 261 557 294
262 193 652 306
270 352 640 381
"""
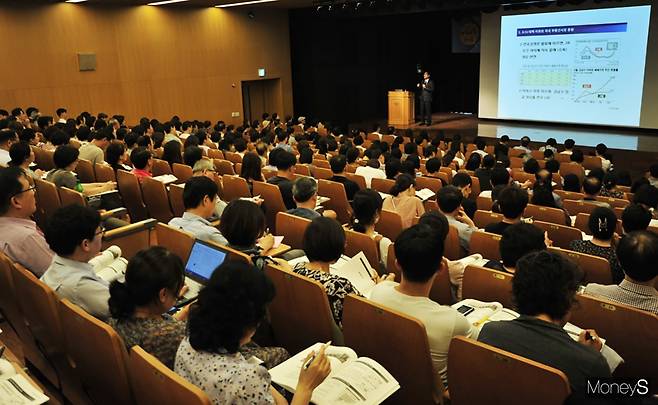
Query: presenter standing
417 71 434 126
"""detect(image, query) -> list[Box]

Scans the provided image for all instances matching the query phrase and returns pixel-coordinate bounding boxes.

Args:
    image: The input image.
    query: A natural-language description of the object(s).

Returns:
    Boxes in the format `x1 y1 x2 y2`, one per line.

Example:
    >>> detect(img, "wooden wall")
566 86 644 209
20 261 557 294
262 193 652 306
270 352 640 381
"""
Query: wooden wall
0 3 293 126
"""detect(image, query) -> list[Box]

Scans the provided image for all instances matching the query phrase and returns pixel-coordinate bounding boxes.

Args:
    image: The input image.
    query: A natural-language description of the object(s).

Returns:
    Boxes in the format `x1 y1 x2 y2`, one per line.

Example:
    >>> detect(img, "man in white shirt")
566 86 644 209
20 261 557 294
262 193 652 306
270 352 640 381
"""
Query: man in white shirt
355 153 386 188
79 129 112 165
560 138 575 155
56 107 68 124
438 186 477 251
168 176 228 245
163 122 182 145
369 224 475 389
41 205 110 320
0 129 17 166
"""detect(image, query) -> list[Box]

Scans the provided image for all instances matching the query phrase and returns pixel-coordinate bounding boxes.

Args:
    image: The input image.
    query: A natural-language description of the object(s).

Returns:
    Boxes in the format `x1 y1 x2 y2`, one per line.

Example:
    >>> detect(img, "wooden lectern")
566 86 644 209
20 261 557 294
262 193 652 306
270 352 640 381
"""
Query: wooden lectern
388 90 415 126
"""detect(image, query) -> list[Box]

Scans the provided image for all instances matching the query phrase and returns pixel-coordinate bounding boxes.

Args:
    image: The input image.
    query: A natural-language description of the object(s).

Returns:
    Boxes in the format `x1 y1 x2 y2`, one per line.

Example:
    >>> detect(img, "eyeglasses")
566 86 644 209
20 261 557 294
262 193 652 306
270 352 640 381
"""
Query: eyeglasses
12 186 36 198
94 226 106 237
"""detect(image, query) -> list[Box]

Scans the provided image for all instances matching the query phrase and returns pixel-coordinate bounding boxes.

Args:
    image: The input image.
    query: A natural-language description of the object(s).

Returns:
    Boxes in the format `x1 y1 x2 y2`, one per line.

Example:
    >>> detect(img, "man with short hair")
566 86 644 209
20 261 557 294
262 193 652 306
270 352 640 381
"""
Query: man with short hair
355 149 386 188
288 177 336 220
41 205 110 319
168 176 228 245
130 147 153 183
485 222 547 273
56 108 68 124
163 122 182 145
484 186 528 235
192 158 228 217
267 150 297 210
560 138 575 155
0 129 17 166
79 129 113 165
478 250 610 399
584 231 658 314
451 172 476 219
0 167 54 276
648 163 658 188
621 204 651 233
329 155 360 201
479 167 510 199
369 224 475 388
513 136 532 155
581 176 612 209
437 186 477 251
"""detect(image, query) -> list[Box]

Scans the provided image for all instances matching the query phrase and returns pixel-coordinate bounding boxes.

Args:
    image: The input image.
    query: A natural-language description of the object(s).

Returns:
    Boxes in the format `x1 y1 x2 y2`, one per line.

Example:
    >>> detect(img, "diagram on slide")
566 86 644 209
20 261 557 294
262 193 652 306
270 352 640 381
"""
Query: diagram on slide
497 5 651 127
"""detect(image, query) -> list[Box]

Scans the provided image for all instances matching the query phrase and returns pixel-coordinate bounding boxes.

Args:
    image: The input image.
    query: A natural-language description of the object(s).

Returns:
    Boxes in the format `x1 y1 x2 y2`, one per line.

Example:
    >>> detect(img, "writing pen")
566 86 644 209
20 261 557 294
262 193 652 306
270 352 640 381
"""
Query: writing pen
358 257 377 282
303 341 331 370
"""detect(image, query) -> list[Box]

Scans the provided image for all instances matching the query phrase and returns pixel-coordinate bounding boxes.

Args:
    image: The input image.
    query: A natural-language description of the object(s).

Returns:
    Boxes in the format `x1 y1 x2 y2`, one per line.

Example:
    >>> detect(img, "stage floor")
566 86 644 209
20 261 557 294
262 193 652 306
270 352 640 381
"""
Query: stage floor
391 113 658 153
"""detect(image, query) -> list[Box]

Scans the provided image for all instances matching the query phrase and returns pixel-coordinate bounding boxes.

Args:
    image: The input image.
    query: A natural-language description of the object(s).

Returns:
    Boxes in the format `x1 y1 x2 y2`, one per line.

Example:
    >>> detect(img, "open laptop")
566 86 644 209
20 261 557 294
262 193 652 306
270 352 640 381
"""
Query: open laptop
176 240 227 306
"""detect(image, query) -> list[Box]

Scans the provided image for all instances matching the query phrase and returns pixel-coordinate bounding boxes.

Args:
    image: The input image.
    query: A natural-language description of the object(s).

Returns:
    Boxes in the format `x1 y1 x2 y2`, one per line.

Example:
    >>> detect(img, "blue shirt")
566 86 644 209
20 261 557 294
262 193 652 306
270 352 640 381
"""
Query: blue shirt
168 212 228 246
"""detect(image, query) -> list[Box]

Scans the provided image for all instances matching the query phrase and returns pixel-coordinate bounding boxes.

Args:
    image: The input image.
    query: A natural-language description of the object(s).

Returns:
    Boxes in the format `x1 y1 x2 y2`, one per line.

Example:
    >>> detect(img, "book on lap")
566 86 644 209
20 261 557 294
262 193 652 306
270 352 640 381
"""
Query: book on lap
269 343 399 405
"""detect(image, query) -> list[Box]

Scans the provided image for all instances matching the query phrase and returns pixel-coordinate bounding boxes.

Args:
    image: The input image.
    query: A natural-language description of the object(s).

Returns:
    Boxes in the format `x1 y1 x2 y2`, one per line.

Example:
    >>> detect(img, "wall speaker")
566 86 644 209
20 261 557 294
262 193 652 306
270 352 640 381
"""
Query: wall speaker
77 53 96 71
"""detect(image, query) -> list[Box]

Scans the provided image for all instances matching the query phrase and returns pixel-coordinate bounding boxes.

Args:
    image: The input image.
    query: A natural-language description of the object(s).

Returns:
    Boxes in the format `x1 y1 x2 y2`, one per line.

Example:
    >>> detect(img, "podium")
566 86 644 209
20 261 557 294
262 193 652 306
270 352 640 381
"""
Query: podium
388 90 415 126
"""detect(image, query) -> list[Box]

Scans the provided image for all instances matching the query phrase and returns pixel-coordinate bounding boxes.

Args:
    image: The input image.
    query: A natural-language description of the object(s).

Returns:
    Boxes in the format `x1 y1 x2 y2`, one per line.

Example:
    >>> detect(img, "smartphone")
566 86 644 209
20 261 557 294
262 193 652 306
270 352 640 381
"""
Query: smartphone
456 305 475 316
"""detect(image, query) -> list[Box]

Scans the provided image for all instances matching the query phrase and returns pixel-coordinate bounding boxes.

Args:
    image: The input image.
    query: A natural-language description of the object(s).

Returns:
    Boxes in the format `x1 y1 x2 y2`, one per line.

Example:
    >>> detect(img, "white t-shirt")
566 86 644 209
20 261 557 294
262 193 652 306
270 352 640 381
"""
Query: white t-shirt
368 281 475 387
0 148 10 166
355 165 386 188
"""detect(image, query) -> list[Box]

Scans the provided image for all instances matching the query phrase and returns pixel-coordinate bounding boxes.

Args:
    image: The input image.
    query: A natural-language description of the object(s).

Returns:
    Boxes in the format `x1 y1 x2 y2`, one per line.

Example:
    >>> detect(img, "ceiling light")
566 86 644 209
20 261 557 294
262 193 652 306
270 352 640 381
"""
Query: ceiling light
147 0 189 5
215 0 277 8
64 0 88 3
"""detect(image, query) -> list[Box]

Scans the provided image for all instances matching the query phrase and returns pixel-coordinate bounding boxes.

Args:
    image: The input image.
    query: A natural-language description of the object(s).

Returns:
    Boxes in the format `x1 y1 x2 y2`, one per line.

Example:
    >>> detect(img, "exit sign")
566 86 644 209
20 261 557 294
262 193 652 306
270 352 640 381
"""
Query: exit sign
258 68 266 77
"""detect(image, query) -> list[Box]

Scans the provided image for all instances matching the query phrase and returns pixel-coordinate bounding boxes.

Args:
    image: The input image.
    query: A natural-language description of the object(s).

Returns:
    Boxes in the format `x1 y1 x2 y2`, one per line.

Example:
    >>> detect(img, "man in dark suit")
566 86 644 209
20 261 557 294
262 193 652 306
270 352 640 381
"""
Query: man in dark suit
417 71 434 126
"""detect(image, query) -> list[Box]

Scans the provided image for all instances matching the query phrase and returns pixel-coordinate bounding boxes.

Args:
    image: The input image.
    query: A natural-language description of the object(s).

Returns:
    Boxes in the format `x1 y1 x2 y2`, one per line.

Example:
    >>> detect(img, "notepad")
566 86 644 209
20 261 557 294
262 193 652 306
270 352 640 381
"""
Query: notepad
152 174 178 184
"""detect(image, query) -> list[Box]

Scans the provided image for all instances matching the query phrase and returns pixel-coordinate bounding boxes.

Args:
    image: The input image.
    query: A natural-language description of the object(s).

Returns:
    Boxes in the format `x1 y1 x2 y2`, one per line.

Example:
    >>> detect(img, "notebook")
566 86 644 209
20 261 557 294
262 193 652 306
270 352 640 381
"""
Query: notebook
177 240 227 305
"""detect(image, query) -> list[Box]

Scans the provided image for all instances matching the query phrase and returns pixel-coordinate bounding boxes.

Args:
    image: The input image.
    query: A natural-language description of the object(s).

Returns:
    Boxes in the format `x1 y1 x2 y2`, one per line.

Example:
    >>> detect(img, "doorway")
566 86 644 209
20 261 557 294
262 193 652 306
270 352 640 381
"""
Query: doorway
241 78 283 125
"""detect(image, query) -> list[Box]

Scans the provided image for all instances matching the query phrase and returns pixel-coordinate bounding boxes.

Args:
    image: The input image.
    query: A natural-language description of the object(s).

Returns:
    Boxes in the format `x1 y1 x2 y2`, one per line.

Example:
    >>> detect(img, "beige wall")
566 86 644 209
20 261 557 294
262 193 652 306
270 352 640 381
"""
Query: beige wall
478 0 658 129
0 3 293 126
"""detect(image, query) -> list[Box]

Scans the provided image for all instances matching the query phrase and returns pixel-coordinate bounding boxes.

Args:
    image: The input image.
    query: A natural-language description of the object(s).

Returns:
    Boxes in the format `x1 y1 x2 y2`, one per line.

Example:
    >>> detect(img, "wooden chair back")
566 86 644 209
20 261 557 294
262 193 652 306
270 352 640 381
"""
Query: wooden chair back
207 149 224 160
469 175 481 197
224 151 242 164
33 146 55 171
548 247 612 285
156 223 196 263
275 212 311 250
416 176 443 194
116 170 148 221
213 159 235 175
375 209 403 241
95 163 116 182
554 190 584 201
582 155 602 171
253 181 287 233
570 294 658 383
448 336 570 405
59 299 134 405
476 195 493 211
12 264 85 401
294 164 311 176
562 199 599 216
595 196 629 209
371 177 395 194
343 295 440 405
102 219 157 260
264 264 339 354
35 177 61 222
168 183 185 218
314 166 333 180
512 170 535 185
532 220 582 249
0 254 59 388
345 228 381 270
573 212 623 235
58 186 87 207
151 158 173 177
222 175 252 201
559 162 585 182
76 158 96 183
172 163 193 183
473 210 503 229
509 156 523 169
318 179 352 224
469 231 502 261
345 172 367 190
462 265 514 309
524 204 567 225
128 346 211 405
141 176 174 223
445 225 464 260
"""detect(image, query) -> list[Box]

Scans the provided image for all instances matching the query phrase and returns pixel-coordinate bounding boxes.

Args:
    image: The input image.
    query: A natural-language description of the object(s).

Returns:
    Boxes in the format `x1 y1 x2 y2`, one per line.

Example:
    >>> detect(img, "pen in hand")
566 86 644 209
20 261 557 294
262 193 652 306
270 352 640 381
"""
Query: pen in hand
303 341 331 370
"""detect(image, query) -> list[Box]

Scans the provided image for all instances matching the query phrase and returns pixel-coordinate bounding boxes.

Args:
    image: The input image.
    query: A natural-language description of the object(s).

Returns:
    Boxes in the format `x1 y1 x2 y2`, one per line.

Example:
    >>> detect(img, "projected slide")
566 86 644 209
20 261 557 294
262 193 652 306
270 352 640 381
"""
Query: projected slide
498 6 651 127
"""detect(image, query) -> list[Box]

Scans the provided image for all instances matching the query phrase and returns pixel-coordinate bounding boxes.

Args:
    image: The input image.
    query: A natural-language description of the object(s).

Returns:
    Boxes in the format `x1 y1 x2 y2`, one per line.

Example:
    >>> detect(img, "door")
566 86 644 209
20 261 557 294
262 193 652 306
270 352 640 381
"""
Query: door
241 78 282 124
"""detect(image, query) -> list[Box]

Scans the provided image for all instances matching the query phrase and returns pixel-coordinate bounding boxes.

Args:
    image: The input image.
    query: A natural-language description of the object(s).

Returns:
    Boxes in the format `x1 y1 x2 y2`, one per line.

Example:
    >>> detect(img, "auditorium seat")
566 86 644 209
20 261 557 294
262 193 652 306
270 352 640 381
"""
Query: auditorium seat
448 336 570 405
469 231 502 261
461 265 514 309
344 228 381 270
416 175 443 194
253 181 287 232
532 220 582 249
343 294 441 405
75 158 96 183
573 212 623 235
222 174 252 201
155 223 195 263
151 159 173 177
554 190 585 201
559 162 585 182
116 170 148 221
168 183 185 217
172 163 193 183
206 149 224 160
141 177 175 223
473 210 503 229
476 195 493 211
548 247 612 285
224 151 242 164
59 299 135 405
371 178 395 194
314 166 333 180
375 209 404 241
213 159 235 176
318 179 352 224
128 346 212 405
265 263 341 354
524 204 567 226
101 219 157 260
34 177 61 225
345 172 367 190
32 146 55 171
294 163 311 176
275 212 311 250
95 163 116 182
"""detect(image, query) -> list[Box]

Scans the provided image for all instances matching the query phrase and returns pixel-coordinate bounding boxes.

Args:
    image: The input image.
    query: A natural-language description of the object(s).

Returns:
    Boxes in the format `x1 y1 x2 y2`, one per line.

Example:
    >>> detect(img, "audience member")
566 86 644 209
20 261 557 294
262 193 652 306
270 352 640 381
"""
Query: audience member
370 224 475 387
162 140 183 168
584 231 658 314
484 186 528 235
355 149 385 188
130 147 153 182
240 152 264 193
600 171 625 199
0 129 17 165
175 261 326 404
267 149 297 210
0 167 54 276
485 223 548 273
79 130 112 165
562 173 581 193
474 154 495 192
8 141 41 180
168 176 227 245
478 250 610 400
569 207 623 284
106 141 132 172
349 189 392 269
621 204 651 233
288 177 336 220
480 167 510 199
451 172 476 219
47 145 116 196
437 186 476 251
382 173 424 228
328 154 360 201
561 138 575 155
41 205 110 319
581 176 612 209
513 136 532 156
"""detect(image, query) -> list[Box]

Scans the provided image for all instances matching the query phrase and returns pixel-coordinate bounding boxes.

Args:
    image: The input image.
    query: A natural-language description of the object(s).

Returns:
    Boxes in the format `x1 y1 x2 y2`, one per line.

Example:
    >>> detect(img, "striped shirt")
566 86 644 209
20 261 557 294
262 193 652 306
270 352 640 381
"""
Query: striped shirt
584 279 658 315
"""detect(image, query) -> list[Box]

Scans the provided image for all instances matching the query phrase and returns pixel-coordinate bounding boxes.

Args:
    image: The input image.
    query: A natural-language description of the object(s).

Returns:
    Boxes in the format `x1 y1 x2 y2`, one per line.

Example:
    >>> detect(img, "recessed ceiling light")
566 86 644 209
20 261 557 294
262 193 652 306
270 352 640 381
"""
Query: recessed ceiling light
64 0 88 3
147 0 190 5
215 0 278 8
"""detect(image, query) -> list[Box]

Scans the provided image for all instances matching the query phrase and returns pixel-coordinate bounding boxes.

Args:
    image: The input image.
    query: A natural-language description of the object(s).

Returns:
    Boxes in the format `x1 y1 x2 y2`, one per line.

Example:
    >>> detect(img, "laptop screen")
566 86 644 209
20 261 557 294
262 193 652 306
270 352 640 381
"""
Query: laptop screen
185 240 227 283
